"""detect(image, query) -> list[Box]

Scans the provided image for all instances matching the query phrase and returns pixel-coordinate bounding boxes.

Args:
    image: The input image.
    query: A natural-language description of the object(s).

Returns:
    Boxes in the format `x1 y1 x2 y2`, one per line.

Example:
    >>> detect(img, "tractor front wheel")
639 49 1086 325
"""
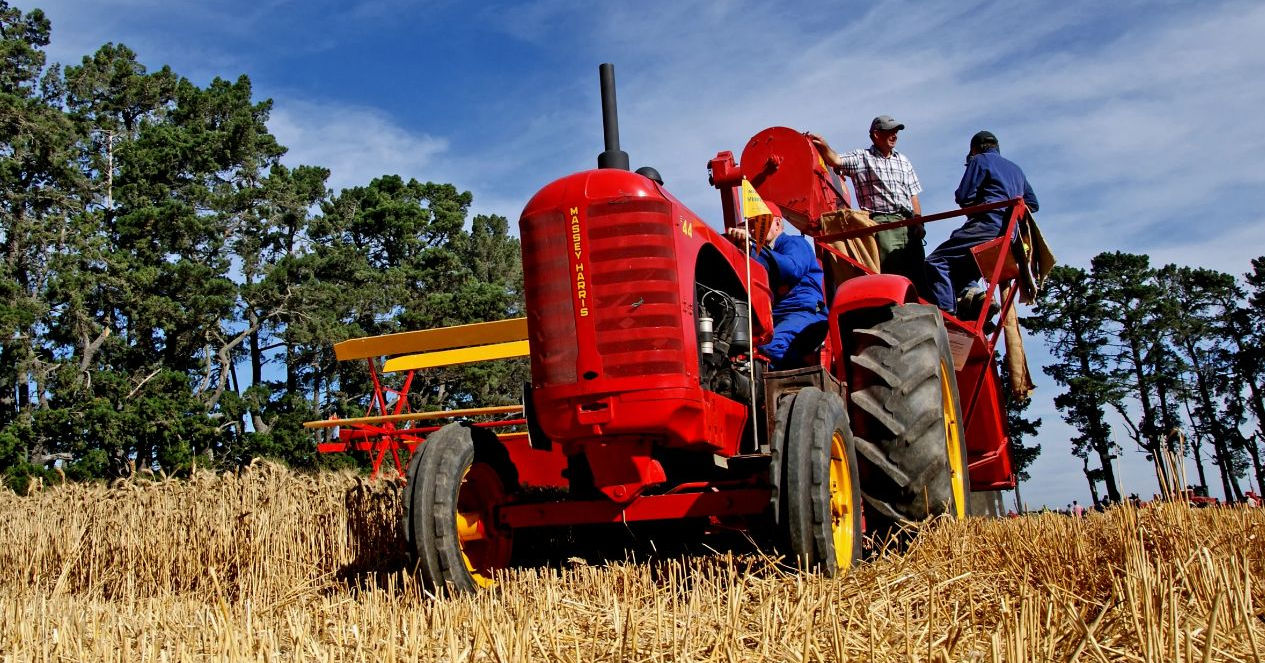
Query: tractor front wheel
782 387 863 576
405 423 515 594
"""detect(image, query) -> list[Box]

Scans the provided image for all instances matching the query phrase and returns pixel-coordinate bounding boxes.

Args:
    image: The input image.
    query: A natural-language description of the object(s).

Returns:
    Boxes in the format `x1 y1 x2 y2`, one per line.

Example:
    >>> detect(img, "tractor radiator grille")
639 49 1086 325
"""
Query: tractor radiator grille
585 199 684 378
521 209 578 385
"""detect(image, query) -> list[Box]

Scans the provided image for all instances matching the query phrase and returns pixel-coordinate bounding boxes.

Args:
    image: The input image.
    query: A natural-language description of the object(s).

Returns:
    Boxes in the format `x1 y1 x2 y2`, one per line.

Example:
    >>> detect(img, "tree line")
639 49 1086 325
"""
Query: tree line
0 3 526 488
1027 253 1265 504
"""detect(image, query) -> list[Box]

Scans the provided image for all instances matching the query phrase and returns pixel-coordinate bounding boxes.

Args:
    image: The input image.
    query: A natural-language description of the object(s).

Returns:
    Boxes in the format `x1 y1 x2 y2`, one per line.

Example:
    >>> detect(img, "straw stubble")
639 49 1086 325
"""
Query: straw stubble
1 461 1261 662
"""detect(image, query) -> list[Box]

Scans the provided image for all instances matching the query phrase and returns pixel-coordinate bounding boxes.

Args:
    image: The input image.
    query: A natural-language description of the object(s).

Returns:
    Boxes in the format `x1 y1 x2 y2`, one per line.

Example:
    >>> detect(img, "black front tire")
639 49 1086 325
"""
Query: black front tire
405 423 515 594
782 387 863 576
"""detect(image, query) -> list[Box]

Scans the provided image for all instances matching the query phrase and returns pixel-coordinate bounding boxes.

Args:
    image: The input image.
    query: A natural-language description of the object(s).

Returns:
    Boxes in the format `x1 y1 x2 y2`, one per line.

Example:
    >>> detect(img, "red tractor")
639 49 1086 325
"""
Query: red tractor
311 64 1033 593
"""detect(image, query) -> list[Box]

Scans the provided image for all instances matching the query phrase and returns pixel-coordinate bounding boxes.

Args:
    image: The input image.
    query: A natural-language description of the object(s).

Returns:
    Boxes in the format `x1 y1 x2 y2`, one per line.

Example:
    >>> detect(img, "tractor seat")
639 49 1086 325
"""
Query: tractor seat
969 235 1021 283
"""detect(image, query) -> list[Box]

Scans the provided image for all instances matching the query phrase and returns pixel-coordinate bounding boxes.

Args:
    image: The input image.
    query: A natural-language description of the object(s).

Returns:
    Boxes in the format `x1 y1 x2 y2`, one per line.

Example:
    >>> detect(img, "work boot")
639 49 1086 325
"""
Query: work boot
956 287 1000 325
955 286 983 319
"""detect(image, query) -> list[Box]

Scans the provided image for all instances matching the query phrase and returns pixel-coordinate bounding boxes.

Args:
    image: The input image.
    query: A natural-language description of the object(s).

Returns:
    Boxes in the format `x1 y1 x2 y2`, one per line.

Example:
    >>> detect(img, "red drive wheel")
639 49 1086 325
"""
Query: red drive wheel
406 422 516 594
847 304 971 529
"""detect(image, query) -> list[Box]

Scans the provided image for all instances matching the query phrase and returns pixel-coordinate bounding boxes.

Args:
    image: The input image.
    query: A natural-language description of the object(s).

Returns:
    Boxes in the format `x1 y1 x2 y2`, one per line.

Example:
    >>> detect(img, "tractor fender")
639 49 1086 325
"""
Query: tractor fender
829 273 918 317
826 274 919 381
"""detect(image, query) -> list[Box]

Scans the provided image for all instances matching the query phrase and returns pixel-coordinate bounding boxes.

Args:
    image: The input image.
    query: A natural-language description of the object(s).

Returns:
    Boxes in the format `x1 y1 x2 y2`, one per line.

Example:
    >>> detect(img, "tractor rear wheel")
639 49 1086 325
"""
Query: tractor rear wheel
782 387 863 576
405 422 515 594
847 304 970 526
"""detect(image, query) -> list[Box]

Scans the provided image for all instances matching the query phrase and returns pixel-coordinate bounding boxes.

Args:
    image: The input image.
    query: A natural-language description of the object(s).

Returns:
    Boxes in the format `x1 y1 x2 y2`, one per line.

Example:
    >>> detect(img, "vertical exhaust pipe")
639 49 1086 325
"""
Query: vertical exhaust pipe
596 63 630 170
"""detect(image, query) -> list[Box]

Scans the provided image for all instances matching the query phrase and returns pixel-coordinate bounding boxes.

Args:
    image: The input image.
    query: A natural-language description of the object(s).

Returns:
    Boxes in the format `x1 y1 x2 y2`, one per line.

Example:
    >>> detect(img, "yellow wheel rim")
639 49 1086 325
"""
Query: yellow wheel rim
456 463 511 588
828 431 856 571
940 360 967 519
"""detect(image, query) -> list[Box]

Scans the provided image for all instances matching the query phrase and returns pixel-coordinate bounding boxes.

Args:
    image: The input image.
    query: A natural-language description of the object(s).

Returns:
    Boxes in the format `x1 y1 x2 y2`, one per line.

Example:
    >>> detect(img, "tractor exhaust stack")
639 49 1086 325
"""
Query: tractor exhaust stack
596 63 630 170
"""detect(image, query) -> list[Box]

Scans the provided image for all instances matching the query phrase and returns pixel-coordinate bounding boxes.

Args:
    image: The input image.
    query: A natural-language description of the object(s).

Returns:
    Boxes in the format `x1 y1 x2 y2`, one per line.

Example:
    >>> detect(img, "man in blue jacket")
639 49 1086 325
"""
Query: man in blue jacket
925 131 1039 316
726 202 827 369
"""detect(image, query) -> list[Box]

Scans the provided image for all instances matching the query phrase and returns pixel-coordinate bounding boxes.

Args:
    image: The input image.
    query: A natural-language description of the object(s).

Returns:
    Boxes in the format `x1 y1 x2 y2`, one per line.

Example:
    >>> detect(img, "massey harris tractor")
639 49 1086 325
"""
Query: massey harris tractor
307 64 1037 593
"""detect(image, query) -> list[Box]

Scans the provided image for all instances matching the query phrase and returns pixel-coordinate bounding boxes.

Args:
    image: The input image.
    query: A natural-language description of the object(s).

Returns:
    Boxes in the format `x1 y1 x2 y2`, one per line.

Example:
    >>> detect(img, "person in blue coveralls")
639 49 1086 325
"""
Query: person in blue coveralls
924 130 1039 316
725 202 828 369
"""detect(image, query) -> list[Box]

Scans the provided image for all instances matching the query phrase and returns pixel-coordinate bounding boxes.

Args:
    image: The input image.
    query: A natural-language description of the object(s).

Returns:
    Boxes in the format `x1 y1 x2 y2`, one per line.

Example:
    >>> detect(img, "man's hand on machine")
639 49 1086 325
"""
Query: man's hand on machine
726 227 750 245
805 132 843 170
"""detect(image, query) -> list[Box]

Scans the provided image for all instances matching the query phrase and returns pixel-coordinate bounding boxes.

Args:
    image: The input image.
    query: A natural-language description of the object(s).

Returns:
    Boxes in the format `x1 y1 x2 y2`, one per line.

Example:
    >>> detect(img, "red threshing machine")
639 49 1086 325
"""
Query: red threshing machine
306 64 1041 593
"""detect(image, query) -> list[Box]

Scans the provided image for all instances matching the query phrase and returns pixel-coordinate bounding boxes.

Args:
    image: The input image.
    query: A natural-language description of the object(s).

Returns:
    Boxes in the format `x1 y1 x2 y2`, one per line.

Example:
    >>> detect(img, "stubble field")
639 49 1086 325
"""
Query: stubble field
1 461 1262 662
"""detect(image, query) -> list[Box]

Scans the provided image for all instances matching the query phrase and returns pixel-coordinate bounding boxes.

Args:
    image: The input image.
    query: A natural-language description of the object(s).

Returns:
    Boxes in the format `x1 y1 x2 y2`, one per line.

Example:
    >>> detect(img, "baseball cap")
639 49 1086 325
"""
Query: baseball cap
763 201 782 219
970 130 999 152
870 115 905 132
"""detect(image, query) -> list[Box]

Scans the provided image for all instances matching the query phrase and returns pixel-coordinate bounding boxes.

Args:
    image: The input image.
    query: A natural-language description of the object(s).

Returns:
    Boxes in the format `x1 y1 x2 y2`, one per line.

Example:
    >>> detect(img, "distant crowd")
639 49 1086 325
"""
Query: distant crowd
1009 489 1263 517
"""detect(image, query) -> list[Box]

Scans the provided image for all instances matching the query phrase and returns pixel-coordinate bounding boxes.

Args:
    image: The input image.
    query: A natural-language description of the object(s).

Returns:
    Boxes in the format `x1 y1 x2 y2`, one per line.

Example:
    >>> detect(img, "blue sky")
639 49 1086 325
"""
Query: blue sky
27 0 1265 508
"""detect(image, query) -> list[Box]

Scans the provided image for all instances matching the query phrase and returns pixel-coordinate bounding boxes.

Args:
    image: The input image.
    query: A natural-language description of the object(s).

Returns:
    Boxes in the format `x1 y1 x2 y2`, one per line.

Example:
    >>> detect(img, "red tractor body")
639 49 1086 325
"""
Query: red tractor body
521 169 771 458
314 65 1037 593
519 168 778 504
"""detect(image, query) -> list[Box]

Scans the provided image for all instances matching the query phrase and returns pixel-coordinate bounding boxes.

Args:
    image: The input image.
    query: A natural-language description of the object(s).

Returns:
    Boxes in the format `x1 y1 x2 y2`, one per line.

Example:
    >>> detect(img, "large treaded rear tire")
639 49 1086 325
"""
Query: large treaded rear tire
782 387 863 576
405 422 516 594
847 304 970 524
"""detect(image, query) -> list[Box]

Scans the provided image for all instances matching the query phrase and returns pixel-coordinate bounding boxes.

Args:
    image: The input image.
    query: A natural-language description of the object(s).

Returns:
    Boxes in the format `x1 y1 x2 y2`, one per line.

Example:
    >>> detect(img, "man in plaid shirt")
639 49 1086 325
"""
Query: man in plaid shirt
809 116 926 293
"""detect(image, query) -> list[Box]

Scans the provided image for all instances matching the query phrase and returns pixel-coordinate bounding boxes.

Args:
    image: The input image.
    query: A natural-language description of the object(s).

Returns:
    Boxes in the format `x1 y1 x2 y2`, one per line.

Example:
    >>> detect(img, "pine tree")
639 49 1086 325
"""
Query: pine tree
0 2 82 485
1025 265 1121 503
1157 265 1251 501
1090 252 1190 497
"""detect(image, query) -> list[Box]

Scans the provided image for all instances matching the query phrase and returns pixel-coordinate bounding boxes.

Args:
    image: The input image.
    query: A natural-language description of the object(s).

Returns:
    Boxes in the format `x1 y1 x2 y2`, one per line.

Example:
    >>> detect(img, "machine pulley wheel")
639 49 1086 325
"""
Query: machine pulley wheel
404 422 515 594
781 386 863 576
847 304 971 526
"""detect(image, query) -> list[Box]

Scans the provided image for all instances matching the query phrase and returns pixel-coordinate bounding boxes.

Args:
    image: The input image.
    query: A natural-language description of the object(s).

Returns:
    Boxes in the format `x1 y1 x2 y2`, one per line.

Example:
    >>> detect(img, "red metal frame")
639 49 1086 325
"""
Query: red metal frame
318 358 422 477
812 198 1028 490
716 130 1020 488
499 487 769 528
314 357 543 480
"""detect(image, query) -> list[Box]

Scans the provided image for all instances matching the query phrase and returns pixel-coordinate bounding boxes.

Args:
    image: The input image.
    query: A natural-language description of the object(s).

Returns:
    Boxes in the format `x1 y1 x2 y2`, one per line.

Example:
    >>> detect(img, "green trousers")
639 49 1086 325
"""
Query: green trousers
872 212 927 296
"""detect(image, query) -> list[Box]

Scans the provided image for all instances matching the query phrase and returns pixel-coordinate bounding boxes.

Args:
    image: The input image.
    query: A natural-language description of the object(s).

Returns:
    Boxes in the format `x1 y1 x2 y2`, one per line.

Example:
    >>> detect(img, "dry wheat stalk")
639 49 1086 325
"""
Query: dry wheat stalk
1 463 1261 662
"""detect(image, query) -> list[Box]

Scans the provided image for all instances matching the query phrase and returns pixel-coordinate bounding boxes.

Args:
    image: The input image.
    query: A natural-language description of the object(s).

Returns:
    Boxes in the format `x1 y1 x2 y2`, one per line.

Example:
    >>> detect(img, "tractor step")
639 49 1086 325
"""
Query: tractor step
714 453 772 473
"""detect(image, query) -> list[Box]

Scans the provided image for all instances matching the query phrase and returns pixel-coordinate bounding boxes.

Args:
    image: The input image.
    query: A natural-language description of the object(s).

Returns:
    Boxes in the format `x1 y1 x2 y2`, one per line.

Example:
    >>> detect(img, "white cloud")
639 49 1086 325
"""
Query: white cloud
1147 213 1265 274
267 96 525 223
36 0 245 76
269 99 450 194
